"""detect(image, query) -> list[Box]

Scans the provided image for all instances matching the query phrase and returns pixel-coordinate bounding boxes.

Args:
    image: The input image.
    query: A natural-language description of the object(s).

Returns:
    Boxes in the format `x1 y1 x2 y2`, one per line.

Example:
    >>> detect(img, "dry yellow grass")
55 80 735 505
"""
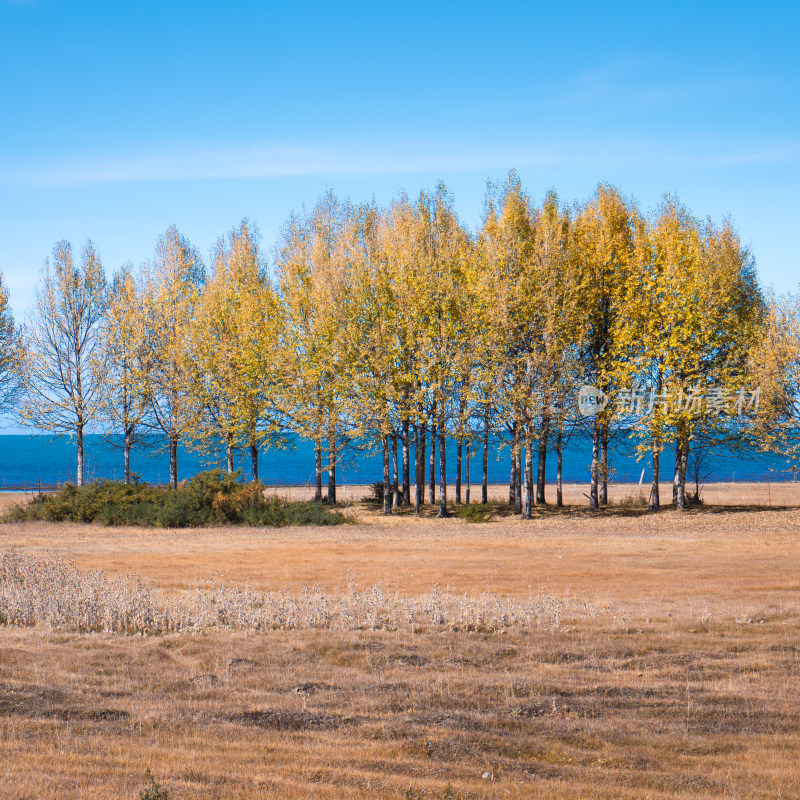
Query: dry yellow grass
0 485 799 798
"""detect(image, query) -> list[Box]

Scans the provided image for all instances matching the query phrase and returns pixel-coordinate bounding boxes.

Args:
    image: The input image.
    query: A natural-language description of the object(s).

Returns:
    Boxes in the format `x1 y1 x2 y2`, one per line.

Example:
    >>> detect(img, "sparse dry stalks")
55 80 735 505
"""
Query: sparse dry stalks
0 548 608 635
0 549 176 634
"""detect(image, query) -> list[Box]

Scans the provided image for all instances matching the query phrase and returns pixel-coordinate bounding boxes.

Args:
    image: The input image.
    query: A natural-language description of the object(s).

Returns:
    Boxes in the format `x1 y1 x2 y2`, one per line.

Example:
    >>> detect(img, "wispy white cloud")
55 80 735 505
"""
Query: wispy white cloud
2 137 798 186
555 57 785 109
2 142 557 185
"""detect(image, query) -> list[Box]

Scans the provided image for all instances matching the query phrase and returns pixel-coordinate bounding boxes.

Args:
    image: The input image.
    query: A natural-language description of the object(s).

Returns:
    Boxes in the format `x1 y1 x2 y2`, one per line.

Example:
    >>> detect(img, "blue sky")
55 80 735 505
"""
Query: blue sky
1 0 798 318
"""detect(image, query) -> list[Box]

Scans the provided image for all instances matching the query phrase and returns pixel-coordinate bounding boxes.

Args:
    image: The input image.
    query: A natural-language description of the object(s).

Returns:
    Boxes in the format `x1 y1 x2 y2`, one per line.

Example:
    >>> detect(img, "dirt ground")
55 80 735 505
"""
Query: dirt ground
0 484 798 798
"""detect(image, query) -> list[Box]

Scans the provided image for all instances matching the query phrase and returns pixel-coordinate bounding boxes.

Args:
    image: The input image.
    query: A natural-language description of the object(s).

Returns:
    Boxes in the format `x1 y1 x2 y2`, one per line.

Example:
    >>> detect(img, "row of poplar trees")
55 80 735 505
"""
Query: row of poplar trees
0 173 781 513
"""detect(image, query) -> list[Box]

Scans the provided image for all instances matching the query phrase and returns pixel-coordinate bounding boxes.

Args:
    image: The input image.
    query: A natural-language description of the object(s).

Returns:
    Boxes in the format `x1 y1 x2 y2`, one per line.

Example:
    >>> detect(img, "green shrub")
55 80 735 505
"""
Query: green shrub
616 493 648 508
686 491 704 507
455 502 493 523
3 470 352 528
367 481 384 504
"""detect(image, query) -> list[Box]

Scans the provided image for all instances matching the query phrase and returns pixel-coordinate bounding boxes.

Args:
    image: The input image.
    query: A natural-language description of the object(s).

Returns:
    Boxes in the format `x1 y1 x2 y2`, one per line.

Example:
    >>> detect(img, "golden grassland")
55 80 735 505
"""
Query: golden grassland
0 483 799 798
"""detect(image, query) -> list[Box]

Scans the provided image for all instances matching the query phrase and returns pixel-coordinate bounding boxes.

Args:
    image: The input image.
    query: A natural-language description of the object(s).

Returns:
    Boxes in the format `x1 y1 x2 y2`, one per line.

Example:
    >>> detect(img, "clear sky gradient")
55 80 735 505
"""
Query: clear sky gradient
1 0 798 318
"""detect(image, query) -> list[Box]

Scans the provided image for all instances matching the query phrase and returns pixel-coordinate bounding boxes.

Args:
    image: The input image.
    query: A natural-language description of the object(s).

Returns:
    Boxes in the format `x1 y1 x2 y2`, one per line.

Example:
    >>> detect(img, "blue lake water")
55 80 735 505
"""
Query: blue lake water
0 432 796 489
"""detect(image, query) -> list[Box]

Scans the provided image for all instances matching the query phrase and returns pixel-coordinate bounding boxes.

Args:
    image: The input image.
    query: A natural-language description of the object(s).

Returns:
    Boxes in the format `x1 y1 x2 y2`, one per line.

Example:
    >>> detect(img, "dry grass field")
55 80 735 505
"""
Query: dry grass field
1 483 799 798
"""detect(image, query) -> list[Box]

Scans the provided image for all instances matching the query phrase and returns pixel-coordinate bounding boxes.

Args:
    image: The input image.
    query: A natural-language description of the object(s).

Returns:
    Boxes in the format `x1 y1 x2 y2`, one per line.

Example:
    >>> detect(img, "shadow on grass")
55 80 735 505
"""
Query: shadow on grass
354 496 800 521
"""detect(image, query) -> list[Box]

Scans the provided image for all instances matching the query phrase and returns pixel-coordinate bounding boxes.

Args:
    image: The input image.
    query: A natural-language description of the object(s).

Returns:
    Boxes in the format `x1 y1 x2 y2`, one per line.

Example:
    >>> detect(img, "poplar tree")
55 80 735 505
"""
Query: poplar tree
346 201 399 514
275 191 358 503
140 225 204 489
574 185 641 510
20 240 107 486
531 192 583 507
642 201 763 508
191 219 283 482
749 292 800 459
613 215 663 508
364 195 418 511
374 194 431 510
479 173 546 518
97 263 152 483
413 184 472 517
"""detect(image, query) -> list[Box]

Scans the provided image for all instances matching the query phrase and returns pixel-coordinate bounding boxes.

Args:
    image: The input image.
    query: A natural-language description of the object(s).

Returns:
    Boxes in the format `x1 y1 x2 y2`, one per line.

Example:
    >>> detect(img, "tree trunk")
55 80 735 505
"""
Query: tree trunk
314 436 322 502
392 430 401 507
455 387 467 506
482 409 489 504
123 426 132 485
76 420 85 487
673 439 680 505
465 439 471 504
556 425 563 508
429 407 436 505
413 424 421 514
509 449 515 504
382 435 392 515
599 425 608 506
419 421 426 508
676 433 689 510
650 367 662 510
169 433 178 490
590 424 599 510
509 423 517 505
250 442 259 484
226 437 234 474
437 413 447 518
328 429 337 505
536 411 548 505
515 443 523 514
402 418 410 505
526 432 534 509
676 459 685 509
455 434 463 504
522 428 532 519
649 444 660 511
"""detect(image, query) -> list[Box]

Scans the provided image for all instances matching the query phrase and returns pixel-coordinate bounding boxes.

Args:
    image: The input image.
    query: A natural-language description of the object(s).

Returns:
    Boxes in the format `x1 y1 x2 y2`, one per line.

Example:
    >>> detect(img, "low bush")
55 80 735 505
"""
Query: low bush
455 502 493 523
616 493 649 508
366 481 385 504
686 491 704 507
3 470 352 528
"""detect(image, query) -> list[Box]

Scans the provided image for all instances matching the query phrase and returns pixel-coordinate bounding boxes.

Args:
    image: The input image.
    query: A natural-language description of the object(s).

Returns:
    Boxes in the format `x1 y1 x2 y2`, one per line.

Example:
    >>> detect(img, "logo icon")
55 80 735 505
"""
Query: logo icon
578 385 608 417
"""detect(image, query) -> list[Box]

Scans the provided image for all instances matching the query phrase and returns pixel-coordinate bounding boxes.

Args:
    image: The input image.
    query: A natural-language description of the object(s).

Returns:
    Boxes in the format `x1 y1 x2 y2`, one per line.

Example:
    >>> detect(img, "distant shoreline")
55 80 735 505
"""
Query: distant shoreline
1 481 798 510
